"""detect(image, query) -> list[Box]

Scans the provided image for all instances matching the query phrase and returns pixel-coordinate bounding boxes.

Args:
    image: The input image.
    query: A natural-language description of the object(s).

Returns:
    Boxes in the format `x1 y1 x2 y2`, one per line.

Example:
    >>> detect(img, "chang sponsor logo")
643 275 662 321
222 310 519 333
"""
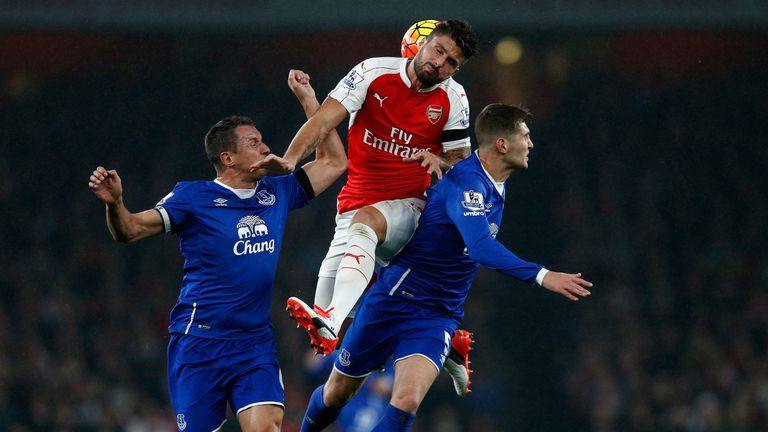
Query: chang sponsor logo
233 215 275 255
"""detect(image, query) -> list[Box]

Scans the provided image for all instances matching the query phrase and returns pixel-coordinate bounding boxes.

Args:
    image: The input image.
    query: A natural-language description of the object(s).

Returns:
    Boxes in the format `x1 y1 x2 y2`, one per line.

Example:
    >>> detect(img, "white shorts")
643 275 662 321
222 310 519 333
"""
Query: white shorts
317 197 425 278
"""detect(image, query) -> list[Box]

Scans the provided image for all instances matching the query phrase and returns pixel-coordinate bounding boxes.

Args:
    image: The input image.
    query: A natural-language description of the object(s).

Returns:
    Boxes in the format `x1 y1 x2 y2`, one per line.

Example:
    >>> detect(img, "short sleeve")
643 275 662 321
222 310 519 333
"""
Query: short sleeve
441 81 471 152
154 182 194 233
328 60 374 114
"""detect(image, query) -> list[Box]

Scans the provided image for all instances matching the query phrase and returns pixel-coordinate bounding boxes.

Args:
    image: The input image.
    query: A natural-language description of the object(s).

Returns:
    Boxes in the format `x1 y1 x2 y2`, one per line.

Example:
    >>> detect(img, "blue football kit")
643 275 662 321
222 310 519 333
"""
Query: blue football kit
335 152 547 377
155 170 312 432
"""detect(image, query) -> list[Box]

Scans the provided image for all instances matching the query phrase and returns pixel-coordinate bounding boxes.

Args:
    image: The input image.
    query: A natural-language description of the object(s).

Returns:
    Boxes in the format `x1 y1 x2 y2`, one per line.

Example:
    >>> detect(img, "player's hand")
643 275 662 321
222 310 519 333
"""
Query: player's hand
250 154 295 176
288 69 317 102
89 166 123 204
541 272 593 301
403 150 443 179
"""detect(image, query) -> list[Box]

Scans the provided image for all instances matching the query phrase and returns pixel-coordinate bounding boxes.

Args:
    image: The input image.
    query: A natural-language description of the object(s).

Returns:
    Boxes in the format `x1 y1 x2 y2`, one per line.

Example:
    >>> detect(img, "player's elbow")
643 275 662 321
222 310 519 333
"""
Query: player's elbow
319 151 347 177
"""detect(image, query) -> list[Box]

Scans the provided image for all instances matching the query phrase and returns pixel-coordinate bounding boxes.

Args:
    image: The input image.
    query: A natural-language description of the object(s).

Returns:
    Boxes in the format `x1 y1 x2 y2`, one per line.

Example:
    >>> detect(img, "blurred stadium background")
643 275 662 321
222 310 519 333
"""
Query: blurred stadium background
1 1 767 431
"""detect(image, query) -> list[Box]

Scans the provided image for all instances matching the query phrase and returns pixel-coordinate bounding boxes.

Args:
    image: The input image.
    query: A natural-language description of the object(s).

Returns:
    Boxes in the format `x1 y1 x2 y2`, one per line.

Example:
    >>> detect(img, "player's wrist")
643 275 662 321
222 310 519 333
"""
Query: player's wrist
535 268 549 286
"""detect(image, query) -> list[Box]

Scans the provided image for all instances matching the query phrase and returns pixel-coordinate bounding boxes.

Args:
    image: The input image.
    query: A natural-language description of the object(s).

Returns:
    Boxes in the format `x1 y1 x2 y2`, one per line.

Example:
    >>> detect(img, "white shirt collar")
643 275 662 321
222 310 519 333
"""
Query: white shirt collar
399 58 443 93
474 151 505 196
214 178 258 199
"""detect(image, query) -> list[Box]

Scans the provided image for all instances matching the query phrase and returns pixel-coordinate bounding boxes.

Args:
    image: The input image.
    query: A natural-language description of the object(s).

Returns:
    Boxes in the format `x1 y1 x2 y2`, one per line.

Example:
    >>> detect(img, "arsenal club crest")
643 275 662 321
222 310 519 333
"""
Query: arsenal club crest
426 105 443 124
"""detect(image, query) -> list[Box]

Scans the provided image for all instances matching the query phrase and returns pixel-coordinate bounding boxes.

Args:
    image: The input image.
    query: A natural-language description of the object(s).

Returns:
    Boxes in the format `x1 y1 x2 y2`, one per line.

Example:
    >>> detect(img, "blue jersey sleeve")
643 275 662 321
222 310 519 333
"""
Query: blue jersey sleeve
443 178 543 285
264 172 311 212
154 182 194 233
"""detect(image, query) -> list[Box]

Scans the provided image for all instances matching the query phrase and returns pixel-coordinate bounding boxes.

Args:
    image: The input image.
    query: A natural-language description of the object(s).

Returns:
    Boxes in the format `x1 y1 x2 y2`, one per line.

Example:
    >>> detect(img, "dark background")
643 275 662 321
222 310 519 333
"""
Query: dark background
1 2 767 431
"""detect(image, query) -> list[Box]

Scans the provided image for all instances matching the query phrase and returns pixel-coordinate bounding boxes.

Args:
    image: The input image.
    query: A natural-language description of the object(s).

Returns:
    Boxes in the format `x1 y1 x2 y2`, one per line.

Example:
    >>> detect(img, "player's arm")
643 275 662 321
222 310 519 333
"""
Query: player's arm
287 97 348 166
286 69 347 196
440 146 472 170
445 184 592 300
251 97 348 176
403 135 471 178
88 166 164 243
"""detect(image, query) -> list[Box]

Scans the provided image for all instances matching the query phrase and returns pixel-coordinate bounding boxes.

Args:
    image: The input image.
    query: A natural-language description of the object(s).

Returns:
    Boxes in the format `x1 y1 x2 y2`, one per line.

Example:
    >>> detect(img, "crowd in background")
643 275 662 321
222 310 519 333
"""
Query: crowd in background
0 31 765 431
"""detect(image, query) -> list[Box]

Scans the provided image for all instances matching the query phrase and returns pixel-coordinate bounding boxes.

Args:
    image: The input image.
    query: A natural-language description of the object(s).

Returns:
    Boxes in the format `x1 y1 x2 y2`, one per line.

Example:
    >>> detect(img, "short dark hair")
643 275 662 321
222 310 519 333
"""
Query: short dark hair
430 20 479 60
474 104 532 148
204 116 254 169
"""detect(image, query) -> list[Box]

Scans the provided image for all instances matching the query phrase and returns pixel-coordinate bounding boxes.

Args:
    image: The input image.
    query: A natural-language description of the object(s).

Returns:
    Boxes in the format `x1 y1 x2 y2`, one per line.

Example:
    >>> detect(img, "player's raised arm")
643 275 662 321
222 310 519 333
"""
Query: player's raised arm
253 83 348 177
285 69 347 196
88 166 164 243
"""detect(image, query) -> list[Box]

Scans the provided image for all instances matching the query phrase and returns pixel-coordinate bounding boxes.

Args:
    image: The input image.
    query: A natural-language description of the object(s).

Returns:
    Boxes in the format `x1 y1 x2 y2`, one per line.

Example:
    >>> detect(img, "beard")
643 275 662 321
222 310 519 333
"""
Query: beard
413 56 442 87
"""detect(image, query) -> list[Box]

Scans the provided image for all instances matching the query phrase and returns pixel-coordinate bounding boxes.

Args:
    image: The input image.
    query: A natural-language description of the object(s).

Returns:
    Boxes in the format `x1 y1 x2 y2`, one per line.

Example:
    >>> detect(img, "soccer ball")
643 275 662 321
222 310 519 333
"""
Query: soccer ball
401 19 440 58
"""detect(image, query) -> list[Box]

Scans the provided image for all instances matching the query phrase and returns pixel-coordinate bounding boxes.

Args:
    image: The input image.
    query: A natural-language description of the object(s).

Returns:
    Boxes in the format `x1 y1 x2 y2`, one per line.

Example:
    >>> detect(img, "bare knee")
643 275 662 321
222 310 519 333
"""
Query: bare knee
323 373 365 407
350 206 386 242
389 393 421 414
238 405 282 432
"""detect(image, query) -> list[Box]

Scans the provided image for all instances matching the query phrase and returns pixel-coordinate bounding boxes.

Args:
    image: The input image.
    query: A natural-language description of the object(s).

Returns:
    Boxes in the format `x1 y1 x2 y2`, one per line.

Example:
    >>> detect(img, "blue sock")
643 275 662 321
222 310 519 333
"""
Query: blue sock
371 403 416 432
300 385 342 432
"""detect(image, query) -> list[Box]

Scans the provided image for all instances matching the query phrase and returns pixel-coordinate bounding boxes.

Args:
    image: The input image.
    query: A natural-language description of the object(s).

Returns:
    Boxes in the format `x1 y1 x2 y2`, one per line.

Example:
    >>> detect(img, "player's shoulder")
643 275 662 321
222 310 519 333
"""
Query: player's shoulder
158 180 211 206
445 155 485 187
356 57 404 74
170 180 212 195
438 77 468 101
259 173 297 187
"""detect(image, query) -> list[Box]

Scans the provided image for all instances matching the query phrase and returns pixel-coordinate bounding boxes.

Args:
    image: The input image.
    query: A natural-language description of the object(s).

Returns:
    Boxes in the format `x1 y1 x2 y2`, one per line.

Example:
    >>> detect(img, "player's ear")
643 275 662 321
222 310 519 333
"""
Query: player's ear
495 137 507 154
220 151 234 168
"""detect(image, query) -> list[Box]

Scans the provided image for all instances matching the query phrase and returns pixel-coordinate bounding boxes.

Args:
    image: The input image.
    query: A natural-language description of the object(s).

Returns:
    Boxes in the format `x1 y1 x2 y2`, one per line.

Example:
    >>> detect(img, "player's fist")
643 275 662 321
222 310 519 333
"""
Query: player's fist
250 154 295 176
541 272 593 301
88 166 123 204
288 69 316 101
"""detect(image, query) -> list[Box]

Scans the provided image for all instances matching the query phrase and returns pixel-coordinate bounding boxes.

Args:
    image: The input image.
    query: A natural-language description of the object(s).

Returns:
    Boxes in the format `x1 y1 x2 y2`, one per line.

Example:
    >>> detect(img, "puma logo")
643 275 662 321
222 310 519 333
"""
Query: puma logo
344 252 366 264
373 92 388 107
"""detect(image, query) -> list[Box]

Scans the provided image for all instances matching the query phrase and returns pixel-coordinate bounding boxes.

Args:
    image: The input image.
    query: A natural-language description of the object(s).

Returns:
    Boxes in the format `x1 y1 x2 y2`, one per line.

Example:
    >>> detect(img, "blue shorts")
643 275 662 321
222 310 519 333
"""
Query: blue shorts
334 292 457 377
167 333 284 432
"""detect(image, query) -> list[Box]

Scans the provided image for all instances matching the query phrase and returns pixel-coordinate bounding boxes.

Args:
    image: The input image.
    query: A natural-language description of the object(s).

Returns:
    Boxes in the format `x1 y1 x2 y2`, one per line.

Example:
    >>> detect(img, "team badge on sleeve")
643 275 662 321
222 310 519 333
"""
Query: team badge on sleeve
342 70 364 90
461 190 485 211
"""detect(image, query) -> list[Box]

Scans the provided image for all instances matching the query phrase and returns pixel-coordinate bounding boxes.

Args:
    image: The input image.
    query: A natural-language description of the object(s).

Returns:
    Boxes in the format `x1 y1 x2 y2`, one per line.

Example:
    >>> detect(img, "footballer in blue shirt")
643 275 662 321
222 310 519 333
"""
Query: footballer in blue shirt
298 103 593 432
88 70 346 432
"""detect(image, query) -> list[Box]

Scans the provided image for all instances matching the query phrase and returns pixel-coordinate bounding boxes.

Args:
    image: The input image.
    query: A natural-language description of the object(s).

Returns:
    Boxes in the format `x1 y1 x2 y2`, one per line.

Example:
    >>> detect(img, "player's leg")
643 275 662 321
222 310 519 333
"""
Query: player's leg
229 338 286 432
314 212 354 309
324 205 384 330
370 324 451 431
370 356 439 432
288 210 381 354
289 212 355 353
237 405 283 432
302 369 366 431
167 334 231 432
301 297 395 431
325 198 424 333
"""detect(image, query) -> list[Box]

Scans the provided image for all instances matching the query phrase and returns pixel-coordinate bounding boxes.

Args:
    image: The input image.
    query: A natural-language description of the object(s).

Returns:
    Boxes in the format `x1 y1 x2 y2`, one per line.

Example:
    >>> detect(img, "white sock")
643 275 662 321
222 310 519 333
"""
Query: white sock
328 222 378 332
314 277 335 311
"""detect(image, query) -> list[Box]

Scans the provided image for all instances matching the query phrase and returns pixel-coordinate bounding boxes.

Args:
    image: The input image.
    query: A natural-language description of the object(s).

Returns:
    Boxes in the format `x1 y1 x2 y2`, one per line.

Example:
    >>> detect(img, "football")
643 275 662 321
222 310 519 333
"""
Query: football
401 19 440 58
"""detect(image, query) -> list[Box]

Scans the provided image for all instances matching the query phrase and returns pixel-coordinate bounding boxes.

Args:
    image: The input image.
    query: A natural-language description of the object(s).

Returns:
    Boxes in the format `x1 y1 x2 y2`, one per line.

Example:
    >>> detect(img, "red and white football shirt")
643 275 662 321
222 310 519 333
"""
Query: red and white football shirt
328 57 471 214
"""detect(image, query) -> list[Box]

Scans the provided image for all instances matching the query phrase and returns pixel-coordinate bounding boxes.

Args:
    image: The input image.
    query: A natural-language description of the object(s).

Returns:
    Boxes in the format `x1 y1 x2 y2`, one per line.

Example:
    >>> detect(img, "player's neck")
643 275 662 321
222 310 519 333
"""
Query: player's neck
406 59 423 90
215 172 257 190
478 152 512 183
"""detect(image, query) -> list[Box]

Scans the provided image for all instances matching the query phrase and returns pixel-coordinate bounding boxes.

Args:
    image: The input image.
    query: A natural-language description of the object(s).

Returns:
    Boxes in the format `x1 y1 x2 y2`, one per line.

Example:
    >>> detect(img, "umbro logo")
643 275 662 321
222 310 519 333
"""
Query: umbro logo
213 197 228 206
373 92 388 107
